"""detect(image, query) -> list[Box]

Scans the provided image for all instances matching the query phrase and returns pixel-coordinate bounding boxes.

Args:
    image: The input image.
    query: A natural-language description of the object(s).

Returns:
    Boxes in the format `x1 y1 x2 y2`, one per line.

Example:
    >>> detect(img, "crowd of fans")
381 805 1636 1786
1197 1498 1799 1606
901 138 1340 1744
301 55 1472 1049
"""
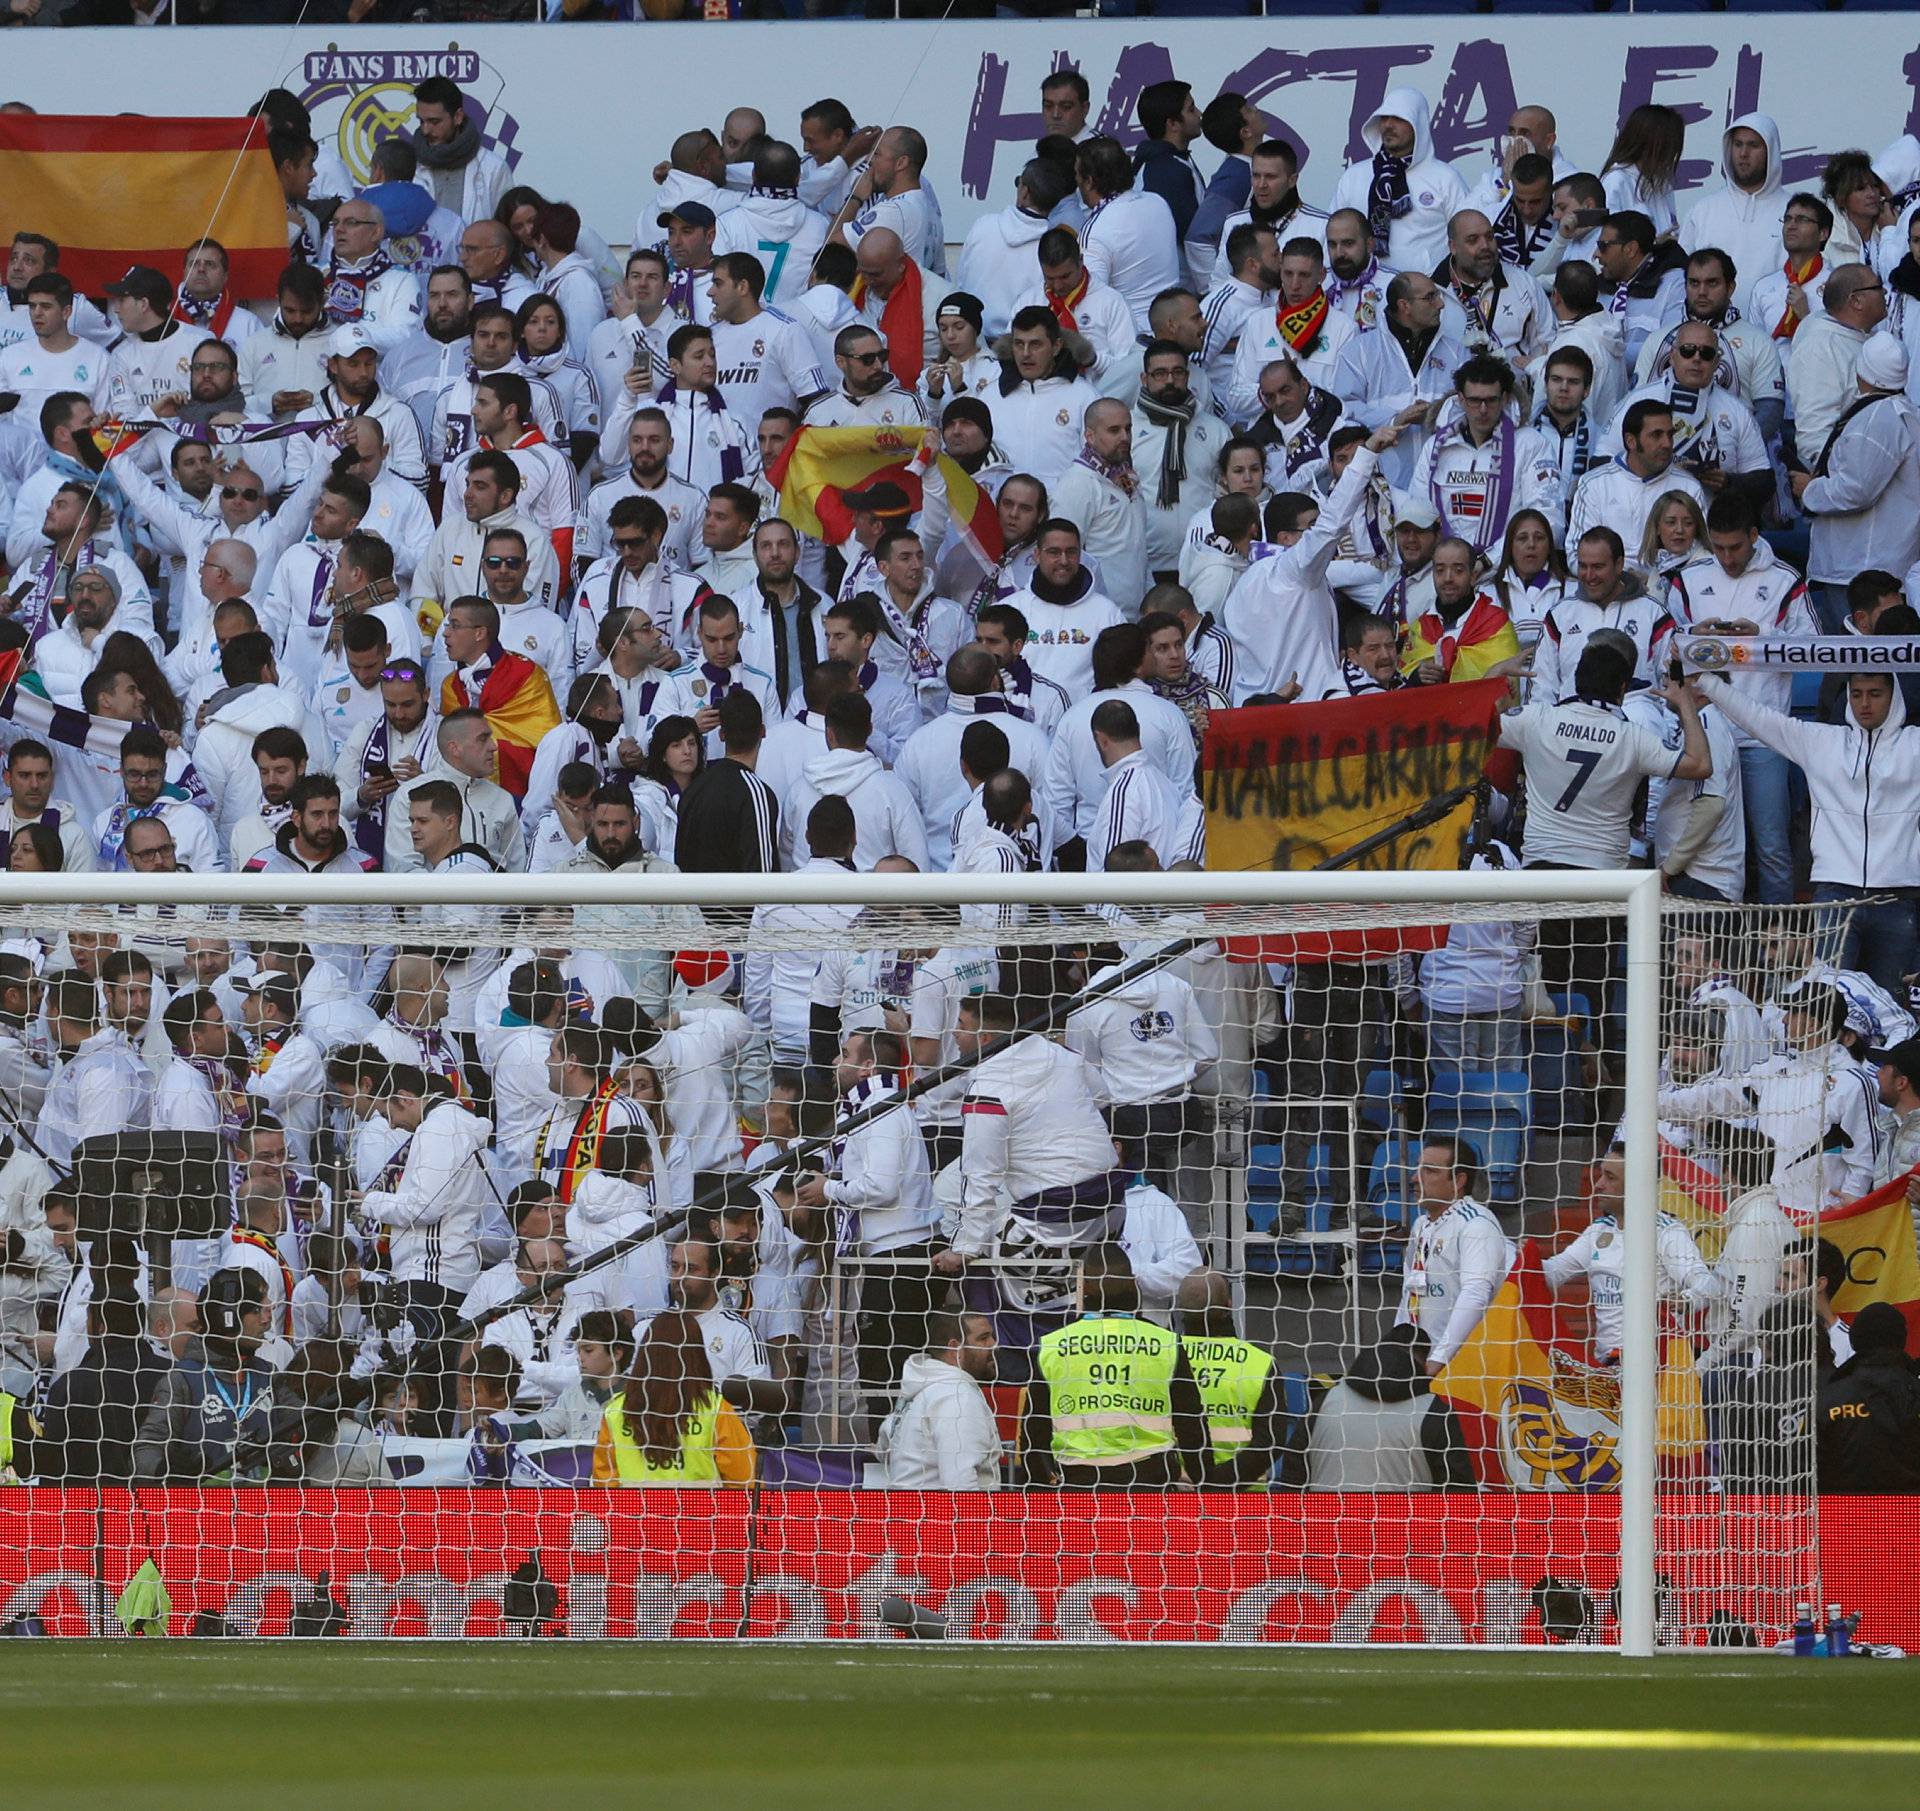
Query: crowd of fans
0 70 1915 1494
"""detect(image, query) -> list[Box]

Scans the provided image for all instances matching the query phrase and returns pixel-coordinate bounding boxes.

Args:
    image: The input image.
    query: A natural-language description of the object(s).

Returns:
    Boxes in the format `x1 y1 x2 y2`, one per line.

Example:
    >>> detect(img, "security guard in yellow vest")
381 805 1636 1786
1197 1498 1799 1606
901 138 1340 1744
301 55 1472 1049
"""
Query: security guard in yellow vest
1024 1243 1208 1487
1177 1269 1282 1489
0 1390 42 1480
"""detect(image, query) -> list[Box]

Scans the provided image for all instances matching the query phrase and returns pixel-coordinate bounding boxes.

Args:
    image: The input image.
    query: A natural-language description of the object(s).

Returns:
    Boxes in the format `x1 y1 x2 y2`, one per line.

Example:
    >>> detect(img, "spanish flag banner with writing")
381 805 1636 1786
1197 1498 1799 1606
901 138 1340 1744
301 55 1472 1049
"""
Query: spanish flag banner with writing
1819 1175 1920 1355
766 423 1002 569
0 115 286 295
1204 678 1504 962
1434 1242 1706 1489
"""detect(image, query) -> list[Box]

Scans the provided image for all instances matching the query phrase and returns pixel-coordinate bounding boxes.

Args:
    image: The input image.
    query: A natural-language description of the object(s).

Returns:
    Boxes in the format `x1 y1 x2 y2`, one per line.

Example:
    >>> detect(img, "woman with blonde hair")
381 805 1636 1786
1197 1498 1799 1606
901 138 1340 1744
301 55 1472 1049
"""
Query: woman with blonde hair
594 1308 755 1487
1635 489 1712 605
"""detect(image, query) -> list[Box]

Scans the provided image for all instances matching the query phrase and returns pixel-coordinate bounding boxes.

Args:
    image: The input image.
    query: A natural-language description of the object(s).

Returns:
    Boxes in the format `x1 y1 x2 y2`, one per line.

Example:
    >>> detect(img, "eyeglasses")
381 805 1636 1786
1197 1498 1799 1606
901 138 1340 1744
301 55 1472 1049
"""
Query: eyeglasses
220 485 262 502
482 555 527 569
190 362 232 376
846 350 887 366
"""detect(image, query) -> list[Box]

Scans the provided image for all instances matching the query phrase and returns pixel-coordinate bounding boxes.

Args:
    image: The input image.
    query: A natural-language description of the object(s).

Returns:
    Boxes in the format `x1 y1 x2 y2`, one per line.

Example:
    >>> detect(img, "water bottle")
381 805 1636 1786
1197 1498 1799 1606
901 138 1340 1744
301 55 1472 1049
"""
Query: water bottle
1792 1603 1817 1657
1826 1603 1851 1657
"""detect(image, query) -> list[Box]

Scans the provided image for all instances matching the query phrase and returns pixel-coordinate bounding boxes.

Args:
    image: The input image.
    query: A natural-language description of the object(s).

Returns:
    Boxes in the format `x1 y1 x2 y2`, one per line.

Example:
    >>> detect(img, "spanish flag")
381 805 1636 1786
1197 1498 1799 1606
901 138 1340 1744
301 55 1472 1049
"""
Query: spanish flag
1821 1175 1920 1355
1401 596 1523 683
442 652 560 804
0 115 286 295
766 423 1001 569
1435 1241 1707 1488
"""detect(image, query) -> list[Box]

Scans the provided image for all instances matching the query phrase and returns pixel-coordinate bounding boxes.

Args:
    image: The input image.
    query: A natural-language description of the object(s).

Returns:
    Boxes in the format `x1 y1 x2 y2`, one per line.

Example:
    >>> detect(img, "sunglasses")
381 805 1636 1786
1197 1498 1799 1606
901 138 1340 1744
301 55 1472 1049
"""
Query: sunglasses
220 485 262 502
1673 345 1717 358
482 554 526 569
846 350 887 366
611 535 651 551
379 664 424 682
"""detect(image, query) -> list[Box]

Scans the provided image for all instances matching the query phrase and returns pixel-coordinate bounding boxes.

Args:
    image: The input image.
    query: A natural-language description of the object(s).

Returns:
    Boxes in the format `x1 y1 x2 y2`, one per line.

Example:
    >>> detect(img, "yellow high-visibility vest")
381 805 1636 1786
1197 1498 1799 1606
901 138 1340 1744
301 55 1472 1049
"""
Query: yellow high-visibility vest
1036 1315 1179 1467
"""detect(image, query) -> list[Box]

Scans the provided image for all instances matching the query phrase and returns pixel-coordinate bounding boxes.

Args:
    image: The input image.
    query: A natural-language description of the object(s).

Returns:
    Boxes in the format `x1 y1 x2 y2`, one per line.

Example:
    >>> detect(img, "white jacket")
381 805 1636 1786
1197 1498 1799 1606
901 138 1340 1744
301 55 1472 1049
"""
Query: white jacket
1679 113 1789 317
1328 86 1468 275
1566 453 1707 555
357 1099 493 1290
1395 1196 1514 1366
193 682 333 850
1799 388 1920 584
1787 314 1869 465
1529 311 1631 429
877 1353 1001 1489
1222 444 1384 703
824 1076 939 1256
781 745 929 872
989 373 1102 491
1663 540 1815 745
957 205 1052 339
1703 670 1920 889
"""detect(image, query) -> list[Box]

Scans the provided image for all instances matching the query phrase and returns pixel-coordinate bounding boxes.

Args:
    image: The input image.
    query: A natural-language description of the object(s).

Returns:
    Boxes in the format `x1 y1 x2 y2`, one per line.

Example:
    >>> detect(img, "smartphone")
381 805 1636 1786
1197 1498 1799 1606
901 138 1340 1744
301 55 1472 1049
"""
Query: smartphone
366 760 391 780
1572 208 1609 230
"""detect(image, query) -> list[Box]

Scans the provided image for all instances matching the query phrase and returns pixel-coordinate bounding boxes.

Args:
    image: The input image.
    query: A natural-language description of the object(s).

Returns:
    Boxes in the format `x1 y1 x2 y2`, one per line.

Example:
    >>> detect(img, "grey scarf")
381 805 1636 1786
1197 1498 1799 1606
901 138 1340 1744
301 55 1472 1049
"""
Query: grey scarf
415 119 482 170
1136 385 1199 509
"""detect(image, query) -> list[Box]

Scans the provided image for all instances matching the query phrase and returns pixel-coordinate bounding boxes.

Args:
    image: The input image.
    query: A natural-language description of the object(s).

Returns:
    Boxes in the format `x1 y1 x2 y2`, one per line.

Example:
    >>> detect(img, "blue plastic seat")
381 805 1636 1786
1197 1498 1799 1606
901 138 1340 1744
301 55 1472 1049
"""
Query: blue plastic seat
1427 1068 1531 1201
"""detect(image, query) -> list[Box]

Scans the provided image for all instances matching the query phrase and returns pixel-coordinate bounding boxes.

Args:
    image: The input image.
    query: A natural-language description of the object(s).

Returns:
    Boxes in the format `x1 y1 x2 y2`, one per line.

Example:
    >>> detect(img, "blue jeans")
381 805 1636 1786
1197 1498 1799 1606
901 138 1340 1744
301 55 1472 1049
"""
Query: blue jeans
1739 744 1796 905
1809 581 1852 635
1811 884 1919 998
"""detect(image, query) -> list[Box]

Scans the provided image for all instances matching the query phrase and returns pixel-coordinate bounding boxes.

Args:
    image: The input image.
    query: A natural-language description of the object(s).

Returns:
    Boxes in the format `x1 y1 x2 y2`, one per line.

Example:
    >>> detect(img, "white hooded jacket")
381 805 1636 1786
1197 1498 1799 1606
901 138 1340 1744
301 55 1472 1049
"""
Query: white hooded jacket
782 745 930 873
956 204 1053 340
877 1353 1001 1489
1328 87 1467 276
358 1098 495 1290
1680 114 1789 317
193 681 332 850
1702 668 1920 889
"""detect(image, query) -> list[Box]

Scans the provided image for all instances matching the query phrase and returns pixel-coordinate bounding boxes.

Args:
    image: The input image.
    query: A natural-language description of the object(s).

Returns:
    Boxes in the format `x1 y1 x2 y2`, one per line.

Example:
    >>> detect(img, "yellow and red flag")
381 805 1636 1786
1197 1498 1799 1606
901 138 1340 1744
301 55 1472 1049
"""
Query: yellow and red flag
443 653 559 805
1820 1175 1920 1355
766 423 1001 569
1204 677 1504 962
0 114 285 295
1434 1241 1706 1488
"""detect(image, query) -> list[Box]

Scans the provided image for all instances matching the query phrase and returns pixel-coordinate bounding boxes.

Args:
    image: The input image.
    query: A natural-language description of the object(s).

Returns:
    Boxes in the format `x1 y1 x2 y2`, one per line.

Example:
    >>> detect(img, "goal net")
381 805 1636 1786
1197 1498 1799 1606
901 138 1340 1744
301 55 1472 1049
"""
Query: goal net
0 871 1852 1648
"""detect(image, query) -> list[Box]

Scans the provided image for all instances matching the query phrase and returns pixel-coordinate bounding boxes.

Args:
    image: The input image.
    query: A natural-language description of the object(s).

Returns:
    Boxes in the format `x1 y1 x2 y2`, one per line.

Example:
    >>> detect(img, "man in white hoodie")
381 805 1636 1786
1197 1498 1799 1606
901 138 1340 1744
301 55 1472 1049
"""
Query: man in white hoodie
1700 666 1920 997
1328 87 1466 278
877 1310 1001 1490
192 631 331 855
957 158 1075 341
1681 114 1790 319
780 690 929 872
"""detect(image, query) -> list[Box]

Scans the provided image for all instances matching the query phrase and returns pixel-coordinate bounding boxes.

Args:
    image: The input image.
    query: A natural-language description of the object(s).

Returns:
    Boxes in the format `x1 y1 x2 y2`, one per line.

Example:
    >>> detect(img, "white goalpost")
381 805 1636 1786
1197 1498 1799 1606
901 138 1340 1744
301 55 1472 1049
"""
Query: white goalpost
0 864 1781 1653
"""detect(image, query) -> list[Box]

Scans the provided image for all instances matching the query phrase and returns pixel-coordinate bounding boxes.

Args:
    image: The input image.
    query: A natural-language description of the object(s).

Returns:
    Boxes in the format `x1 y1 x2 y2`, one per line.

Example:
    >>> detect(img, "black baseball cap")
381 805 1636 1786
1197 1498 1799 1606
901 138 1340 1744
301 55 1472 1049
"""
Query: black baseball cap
105 264 173 309
1864 1034 1920 1087
656 202 717 231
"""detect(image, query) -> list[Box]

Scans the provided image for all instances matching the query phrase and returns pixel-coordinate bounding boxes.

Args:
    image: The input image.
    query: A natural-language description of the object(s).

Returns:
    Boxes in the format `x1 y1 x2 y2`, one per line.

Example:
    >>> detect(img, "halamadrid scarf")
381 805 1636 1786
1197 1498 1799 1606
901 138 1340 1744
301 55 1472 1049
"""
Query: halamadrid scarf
654 382 746 483
537 1077 623 1205
1046 268 1091 334
324 251 394 325
1276 287 1331 356
1137 385 1199 508
1367 149 1412 256
1534 404 1594 488
172 289 237 337
1326 256 1381 311
1778 253 1828 340
188 1054 248 1144
97 797 166 869
1493 201 1552 270
1074 445 1140 500
871 593 942 684
849 257 926 388
1429 415 1517 554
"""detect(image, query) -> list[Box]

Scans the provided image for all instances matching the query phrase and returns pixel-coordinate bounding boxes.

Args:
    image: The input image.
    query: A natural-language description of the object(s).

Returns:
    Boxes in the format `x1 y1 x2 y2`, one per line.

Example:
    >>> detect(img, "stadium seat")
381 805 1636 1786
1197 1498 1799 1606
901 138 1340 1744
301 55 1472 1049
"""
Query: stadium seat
1367 1132 1421 1225
1426 1067 1531 1203
1359 1067 1405 1132
1531 990 1590 1131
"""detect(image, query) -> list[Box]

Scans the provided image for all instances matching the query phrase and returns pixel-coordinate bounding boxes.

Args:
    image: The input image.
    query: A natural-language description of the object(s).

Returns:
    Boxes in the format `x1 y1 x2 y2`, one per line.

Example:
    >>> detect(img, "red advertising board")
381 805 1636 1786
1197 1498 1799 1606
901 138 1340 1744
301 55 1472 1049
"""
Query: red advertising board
0 1491 1906 1645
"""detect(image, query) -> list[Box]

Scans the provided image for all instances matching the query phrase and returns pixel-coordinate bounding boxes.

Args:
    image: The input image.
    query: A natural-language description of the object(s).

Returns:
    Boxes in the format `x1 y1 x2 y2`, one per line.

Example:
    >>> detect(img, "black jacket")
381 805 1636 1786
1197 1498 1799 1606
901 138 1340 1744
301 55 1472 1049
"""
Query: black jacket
674 758 779 874
1817 1350 1920 1492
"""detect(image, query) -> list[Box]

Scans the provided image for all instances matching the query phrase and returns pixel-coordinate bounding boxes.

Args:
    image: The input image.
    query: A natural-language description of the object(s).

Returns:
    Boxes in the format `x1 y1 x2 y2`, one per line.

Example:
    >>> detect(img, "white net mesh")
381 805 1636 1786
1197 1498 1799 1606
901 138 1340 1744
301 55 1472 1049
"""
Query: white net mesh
0 881 1854 1646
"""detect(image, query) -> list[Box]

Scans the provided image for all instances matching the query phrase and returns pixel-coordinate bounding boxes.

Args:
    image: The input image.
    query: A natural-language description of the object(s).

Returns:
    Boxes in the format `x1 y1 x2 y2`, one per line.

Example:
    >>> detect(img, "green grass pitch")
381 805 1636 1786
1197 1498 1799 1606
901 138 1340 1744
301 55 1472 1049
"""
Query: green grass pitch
4 1644 1911 1809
